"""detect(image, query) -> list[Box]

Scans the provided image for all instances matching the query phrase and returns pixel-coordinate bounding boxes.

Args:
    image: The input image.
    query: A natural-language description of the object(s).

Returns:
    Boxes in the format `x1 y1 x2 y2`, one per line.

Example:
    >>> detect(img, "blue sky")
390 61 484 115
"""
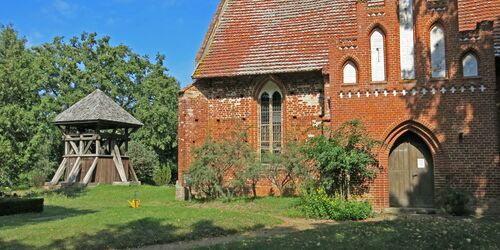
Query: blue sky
0 0 219 87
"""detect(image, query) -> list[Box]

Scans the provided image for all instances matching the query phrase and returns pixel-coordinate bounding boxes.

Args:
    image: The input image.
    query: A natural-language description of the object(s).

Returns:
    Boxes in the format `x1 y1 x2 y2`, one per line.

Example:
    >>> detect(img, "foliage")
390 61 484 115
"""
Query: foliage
188 132 255 199
153 164 172 186
263 140 309 197
305 119 379 199
0 25 179 187
235 158 264 198
436 188 474 216
0 198 44 216
128 141 160 184
299 187 372 221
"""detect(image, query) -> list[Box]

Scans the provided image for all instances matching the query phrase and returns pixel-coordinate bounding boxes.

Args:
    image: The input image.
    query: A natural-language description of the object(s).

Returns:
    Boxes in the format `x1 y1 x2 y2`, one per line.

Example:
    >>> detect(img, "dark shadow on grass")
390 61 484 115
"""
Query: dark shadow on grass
24 186 89 199
0 217 264 250
0 205 96 229
209 216 500 250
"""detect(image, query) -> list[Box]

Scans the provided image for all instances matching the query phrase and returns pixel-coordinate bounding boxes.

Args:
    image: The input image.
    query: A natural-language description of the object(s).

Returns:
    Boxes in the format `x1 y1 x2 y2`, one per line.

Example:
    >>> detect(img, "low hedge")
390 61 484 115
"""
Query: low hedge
300 188 372 221
0 198 44 216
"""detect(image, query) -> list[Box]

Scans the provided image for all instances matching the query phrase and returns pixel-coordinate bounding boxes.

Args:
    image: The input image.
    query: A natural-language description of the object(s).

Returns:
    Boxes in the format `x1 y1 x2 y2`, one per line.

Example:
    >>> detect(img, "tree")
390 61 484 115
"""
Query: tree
305 119 379 199
264 141 308 197
32 32 179 164
188 132 255 198
128 141 160 184
0 26 179 187
0 25 56 186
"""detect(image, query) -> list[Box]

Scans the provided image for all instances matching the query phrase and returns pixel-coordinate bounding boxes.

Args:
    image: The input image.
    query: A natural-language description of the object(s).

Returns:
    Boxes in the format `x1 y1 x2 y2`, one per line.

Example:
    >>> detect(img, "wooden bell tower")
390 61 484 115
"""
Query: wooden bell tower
47 89 143 186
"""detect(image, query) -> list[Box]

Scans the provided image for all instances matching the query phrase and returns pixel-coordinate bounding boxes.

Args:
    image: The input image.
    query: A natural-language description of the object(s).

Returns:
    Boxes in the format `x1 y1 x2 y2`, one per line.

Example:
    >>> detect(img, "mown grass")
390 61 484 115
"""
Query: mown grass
0 185 283 249
207 215 500 250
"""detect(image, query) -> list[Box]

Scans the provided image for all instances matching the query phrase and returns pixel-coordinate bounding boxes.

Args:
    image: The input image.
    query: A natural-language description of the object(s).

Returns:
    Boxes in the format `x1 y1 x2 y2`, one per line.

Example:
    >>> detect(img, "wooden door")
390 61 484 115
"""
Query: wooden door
389 133 434 208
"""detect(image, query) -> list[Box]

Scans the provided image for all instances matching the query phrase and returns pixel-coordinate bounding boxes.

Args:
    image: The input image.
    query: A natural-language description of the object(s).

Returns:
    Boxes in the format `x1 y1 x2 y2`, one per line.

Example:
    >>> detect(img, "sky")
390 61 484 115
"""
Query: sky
0 0 220 87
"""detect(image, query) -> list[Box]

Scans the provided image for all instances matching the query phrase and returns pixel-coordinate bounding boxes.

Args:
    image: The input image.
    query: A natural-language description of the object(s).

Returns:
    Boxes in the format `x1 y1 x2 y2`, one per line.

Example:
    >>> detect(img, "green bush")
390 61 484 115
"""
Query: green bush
436 188 474 216
153 164 172 186
129 141 161 184
300 188 372 221
188 133 255 199
0 198 44 216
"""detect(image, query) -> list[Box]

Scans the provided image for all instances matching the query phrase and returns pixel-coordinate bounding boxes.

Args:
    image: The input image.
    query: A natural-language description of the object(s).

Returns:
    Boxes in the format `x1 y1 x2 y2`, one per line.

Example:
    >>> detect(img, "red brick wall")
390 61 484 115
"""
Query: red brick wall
179 0 500 213
328 0 500 212
178 72 325 194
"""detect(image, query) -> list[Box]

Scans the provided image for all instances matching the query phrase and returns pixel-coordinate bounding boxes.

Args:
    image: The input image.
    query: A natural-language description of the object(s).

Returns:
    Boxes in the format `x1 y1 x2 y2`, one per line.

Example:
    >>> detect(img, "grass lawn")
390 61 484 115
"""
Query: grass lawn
208 215 500 249
0 185 288 249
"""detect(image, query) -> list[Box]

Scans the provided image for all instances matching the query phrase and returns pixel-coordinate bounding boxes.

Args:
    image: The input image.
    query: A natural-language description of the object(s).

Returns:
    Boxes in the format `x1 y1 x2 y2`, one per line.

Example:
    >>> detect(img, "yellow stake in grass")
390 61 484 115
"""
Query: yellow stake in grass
128 191 141 208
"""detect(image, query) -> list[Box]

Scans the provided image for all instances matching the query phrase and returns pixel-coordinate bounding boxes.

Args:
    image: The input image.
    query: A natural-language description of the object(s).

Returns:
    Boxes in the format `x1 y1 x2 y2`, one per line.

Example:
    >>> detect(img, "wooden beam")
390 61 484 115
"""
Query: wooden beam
67 157 82 183
82 157 99 185
64 154 99 158
49 158 68 185
128 162 139 182
83 140 93 154
96 139 100 155
69 141 79 155
112 145 127 182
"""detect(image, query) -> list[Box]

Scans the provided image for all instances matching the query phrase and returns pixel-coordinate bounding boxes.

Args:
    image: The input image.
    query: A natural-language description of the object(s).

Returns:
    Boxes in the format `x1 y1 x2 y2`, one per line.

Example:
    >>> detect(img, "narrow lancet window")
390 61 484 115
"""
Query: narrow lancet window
343 61 357 84
371 29 386 82
430 25 446 78
399 0 416 79
462 53 478 77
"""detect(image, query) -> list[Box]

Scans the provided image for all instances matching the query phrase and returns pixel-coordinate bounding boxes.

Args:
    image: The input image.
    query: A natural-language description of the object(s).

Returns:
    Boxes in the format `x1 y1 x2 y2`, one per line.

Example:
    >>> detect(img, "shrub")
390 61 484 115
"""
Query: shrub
188 132 255 199
300 188 372 221
263 140 309 197
128 141 160 184
304 119 379 199
153 164 172 186
0 198 44 216
436 188 474 216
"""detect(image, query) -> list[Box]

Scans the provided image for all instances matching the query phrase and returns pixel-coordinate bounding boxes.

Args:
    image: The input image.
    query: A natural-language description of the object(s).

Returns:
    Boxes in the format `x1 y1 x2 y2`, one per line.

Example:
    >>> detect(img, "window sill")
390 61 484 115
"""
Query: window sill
399 79 417 84
463 76 482 80
341 83 357 87
370 81 387 85
429 77 448 82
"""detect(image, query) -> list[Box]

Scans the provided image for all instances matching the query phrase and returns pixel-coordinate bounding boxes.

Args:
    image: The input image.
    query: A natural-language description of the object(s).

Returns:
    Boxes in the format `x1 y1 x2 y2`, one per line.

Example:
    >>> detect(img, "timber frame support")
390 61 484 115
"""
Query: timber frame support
47 128 140 186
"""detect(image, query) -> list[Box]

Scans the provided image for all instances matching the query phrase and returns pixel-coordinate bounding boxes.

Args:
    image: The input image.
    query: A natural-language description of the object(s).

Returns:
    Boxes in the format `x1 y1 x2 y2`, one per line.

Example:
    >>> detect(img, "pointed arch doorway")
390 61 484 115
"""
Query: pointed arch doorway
389 132 435 208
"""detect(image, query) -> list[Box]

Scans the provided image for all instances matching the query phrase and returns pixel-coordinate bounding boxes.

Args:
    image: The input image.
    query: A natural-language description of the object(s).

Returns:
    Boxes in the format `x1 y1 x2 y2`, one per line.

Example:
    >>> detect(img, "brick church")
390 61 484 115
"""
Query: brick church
178 0 500 213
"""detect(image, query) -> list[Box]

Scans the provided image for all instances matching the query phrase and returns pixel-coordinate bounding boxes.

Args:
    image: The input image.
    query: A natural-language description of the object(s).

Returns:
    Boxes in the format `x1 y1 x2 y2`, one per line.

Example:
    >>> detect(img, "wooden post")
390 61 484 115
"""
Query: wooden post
124 128 129 157
112 144 127 182
129 162 139 182
49 158 68 185
67 157 82 183
82 157 99 185
69 141 79 155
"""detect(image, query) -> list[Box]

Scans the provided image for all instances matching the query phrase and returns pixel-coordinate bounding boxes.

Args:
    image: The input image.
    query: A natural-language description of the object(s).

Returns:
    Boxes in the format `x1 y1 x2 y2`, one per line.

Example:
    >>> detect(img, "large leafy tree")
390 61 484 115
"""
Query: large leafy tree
0 26 179 187
0 25 52 186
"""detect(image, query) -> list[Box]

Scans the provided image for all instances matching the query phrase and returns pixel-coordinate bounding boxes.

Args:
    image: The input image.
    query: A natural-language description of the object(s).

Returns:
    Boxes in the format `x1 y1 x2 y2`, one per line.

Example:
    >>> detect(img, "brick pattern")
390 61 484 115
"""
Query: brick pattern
328 0 499 211
457 0 500 56
180 0 500 213
178 72 325 190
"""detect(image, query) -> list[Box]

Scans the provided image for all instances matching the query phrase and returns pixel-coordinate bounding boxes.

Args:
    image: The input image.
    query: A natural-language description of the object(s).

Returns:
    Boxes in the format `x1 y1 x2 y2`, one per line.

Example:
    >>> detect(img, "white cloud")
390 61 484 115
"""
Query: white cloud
52 0 78 17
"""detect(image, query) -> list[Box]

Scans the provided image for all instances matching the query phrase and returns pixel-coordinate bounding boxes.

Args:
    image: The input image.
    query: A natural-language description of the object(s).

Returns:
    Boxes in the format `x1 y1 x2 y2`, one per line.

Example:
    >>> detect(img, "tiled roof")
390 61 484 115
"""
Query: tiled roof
458 0 500 56
193 0 357 79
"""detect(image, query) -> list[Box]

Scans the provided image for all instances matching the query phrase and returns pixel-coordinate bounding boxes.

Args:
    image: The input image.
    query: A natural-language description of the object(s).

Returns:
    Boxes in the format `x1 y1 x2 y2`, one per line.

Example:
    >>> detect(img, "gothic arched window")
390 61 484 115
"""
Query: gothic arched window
430 24 446 78
259 81 283 159
343 61 358 84
462 52 478 77
370 28 386 82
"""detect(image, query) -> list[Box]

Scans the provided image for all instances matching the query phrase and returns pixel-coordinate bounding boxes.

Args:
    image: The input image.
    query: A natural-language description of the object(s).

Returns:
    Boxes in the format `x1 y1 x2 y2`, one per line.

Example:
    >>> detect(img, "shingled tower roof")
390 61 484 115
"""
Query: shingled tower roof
54 89 143 129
